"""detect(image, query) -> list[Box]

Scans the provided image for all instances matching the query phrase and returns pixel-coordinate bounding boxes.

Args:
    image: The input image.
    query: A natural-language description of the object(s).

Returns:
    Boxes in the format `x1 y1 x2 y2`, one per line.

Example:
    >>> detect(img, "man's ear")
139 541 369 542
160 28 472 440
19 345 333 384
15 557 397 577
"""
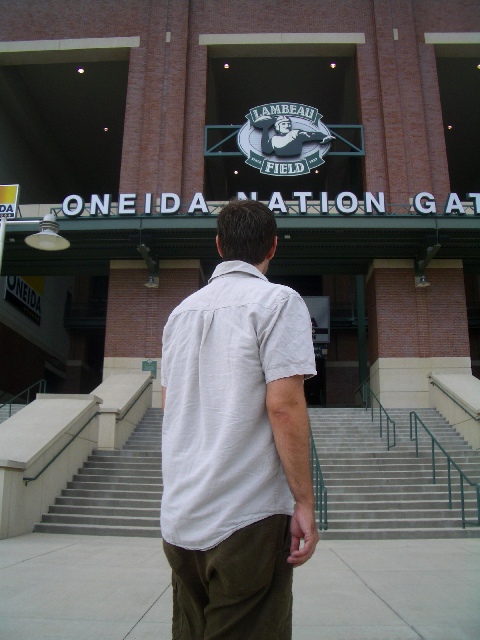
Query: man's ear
266 236 278 261
215 235 223 258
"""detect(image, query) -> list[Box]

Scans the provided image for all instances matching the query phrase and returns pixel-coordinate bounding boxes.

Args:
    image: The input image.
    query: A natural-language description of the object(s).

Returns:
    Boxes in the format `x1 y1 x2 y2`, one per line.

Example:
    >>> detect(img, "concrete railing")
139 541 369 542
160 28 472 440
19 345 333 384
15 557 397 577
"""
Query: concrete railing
428 373 480 450
94 372 153 450
0 373 152 539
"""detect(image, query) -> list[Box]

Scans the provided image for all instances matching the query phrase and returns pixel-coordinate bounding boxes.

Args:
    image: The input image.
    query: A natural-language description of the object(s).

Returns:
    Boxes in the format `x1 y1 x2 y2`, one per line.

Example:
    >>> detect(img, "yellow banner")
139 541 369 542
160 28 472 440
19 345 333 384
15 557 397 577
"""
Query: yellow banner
0 184 19 216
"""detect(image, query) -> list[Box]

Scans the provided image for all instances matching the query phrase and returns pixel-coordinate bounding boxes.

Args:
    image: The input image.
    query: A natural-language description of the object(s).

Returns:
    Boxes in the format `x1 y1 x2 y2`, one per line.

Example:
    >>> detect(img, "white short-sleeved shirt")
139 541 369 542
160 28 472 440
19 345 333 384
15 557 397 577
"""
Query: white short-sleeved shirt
160 260 316 550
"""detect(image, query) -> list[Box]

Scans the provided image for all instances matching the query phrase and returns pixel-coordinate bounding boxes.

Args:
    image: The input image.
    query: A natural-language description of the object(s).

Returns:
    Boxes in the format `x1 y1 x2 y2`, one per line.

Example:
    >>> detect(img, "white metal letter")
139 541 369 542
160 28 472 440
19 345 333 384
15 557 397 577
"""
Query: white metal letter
293 191 312 214
268 192 287 213
413 192 436 215
161 193 181 214
62 195 85 217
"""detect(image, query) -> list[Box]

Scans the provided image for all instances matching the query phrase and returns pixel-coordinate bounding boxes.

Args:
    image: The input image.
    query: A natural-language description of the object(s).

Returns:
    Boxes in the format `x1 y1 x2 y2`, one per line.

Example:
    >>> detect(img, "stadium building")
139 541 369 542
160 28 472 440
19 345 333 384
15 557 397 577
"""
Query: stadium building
1 0 479 411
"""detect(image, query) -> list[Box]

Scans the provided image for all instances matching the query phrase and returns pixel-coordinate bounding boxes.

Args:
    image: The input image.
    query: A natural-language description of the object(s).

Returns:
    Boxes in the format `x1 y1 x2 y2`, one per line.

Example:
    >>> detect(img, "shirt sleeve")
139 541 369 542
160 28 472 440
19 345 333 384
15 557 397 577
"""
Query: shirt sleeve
259 292 317 384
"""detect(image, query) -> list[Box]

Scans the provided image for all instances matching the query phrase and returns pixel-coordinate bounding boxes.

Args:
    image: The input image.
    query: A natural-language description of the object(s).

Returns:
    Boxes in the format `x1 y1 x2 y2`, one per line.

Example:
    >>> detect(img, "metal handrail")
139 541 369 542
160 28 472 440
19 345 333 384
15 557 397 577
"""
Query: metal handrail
360 382 396 449
310 431 328 530
428 377 480 421
23 413 98 485
409 411 480 528
0 379 46 418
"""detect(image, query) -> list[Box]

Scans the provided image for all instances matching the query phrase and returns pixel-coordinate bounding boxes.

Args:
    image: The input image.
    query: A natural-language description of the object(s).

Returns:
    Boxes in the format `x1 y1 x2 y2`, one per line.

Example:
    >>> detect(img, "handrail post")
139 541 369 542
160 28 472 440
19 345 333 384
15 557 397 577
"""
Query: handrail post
431 440 436 484
461 476 466 529
414 413 419 458
447 460 452 509
310 429 328 531
476 484 480 526
322 485 326 531
361 382 396 450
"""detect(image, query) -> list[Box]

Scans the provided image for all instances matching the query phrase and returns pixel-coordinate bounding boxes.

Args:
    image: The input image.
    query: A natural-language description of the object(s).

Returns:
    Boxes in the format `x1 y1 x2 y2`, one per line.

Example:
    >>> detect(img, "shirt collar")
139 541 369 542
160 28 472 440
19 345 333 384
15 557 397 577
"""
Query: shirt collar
209 260 268 283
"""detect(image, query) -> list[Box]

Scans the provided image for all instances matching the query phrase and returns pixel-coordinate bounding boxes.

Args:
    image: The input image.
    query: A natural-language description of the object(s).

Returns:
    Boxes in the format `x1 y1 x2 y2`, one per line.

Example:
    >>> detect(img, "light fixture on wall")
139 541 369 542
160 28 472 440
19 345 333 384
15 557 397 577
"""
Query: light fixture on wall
414 241 441 289
137 243 160 289
415 274 430 288
145 274 159 288
24 213 70 251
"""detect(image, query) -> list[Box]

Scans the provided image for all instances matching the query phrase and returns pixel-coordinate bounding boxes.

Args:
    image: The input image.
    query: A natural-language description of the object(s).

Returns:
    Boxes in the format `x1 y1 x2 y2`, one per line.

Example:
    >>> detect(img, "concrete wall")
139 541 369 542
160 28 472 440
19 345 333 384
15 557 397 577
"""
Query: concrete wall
0 372 152 539
370 356 472 409
0 394 99 539
429 373 480 450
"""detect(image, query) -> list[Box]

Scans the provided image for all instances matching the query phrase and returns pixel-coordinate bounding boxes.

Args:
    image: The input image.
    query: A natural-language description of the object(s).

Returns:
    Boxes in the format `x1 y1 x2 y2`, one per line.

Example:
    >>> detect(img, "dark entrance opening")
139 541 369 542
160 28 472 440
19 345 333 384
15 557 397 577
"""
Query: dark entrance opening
205 52 361 201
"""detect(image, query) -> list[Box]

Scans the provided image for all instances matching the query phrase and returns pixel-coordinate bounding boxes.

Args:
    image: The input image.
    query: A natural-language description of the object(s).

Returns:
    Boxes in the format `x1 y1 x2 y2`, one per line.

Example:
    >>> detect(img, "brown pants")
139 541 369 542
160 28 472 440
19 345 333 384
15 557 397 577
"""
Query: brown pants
163 515 293 640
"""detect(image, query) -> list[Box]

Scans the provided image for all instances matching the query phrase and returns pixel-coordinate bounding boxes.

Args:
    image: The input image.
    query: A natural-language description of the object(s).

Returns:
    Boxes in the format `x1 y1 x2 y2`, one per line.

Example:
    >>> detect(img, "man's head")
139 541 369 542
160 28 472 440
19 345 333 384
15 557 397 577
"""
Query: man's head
274 116 292 134
216 199 277 266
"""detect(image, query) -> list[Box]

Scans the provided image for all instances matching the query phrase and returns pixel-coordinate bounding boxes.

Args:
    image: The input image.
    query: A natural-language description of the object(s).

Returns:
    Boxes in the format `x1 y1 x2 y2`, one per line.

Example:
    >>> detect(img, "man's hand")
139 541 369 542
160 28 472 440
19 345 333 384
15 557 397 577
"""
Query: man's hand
266 376 319 567
288 502 319 567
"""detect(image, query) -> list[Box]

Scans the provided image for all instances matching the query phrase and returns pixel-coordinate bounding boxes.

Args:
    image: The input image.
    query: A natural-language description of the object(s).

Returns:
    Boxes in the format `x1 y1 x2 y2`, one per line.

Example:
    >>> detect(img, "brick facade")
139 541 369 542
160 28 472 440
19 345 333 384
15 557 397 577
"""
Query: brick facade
4 0 477 203
366 265 470 362
104 266 201 358
1 0 479 403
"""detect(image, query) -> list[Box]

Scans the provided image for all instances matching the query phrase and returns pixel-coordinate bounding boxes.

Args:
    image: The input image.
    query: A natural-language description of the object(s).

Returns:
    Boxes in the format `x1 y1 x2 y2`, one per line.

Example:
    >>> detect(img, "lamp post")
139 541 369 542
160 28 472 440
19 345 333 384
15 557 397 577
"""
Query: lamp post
0 212 70 274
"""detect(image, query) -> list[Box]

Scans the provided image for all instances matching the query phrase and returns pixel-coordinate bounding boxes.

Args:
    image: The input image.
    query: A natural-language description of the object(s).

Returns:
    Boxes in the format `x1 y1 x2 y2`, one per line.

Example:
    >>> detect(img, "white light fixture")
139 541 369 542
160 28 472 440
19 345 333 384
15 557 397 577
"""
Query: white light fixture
415 274 430 288
24 213 70 251
145 275 159 288
77 68 85 74
224 63 230 69
330 62 336 69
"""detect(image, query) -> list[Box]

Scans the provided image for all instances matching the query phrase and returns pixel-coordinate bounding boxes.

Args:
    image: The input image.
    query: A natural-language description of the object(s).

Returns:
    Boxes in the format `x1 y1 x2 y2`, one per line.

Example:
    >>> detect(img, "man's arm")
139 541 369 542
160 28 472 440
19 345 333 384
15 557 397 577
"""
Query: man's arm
266 375 319 567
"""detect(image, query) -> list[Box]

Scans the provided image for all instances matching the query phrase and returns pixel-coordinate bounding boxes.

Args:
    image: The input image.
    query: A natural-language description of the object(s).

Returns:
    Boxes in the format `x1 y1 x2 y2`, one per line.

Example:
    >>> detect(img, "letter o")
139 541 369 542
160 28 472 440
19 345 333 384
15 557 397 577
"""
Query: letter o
336 192 358 215
62 195 85 217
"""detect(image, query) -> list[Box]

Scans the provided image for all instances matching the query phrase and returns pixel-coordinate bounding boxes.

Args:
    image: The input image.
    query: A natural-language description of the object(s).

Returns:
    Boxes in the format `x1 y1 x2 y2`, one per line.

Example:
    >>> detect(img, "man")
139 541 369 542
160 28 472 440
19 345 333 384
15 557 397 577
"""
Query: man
255 115 334 157
161 199 319 639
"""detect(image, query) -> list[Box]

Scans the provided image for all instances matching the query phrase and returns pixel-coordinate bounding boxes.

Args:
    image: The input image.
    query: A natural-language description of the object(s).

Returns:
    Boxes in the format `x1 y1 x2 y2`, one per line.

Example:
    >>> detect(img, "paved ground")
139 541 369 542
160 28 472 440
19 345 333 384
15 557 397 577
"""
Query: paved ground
0 533 479 640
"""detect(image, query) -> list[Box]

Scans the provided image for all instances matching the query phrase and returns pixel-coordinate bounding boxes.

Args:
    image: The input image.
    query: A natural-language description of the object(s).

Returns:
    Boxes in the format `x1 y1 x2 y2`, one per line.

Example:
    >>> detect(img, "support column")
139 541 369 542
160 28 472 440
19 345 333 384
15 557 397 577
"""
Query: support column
366 259 471 408
356 275 368 386
357 0 449 203
103 259 202 407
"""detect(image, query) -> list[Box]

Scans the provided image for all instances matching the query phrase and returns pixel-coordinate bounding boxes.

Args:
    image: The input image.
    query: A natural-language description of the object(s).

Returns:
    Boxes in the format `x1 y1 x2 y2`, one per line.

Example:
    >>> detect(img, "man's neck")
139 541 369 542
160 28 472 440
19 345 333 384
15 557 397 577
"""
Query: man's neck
254 258 269 275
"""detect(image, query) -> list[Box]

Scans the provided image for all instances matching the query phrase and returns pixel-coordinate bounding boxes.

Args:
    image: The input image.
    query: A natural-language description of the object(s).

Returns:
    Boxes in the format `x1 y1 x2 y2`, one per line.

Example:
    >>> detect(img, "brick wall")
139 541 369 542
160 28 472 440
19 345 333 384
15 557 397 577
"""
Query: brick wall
3 0 479 201
367 266 470 360
104 266 201 358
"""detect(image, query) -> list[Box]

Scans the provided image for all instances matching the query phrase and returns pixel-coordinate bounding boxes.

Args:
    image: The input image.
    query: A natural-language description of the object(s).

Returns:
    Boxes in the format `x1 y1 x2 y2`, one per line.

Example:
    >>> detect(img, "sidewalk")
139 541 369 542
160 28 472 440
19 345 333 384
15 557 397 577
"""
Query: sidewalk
0 533 479 640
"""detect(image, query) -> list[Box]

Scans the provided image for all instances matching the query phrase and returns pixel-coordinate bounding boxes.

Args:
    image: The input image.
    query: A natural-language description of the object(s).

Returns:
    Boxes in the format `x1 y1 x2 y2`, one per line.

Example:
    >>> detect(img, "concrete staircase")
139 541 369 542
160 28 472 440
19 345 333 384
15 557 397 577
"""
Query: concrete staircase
0 403 25 424
34 408 163 537
34 406 480 539
312 408 480 539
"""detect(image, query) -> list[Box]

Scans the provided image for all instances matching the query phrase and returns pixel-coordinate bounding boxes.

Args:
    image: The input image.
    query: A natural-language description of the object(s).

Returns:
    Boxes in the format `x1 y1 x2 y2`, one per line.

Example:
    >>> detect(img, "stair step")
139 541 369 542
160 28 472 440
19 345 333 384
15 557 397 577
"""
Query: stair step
317 528 480 540
49 505 160 517
55 496 160 509
33 522 162 537
41 513 159 527
62 488 163 499
67 481 162 492
78 468 162 478
326 508 478 520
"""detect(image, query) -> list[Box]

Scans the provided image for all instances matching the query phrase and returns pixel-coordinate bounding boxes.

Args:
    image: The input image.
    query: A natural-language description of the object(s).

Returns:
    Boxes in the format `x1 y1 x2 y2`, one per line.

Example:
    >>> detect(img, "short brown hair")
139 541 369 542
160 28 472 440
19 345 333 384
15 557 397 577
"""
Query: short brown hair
217 200 277 265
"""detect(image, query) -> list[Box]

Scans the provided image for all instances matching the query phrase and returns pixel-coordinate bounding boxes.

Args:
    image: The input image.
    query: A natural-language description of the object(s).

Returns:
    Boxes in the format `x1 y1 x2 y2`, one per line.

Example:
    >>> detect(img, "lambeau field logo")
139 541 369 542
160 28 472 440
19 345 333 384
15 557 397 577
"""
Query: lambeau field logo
237 103 334 176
